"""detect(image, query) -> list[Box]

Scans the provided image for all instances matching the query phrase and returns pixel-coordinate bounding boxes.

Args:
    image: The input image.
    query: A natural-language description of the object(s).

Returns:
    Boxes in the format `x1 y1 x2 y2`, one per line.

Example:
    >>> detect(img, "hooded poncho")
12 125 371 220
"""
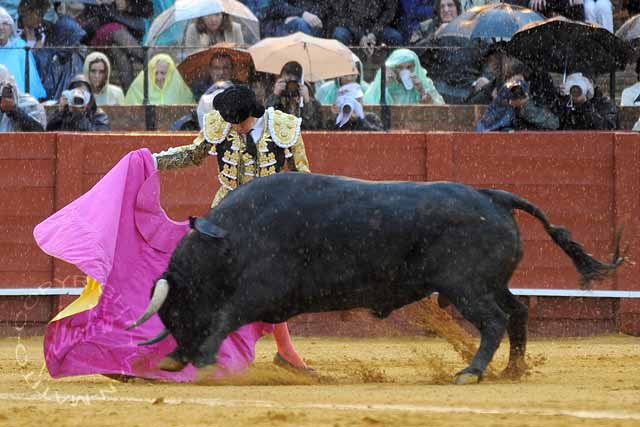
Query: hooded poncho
125 53 195 105
83 51 125 106
363 49 444 105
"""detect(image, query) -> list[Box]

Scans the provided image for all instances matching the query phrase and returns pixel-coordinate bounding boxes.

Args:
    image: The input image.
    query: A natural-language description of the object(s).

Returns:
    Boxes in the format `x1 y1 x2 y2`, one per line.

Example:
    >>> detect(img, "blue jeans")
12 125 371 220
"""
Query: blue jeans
332 26 404 47
275 17 323 37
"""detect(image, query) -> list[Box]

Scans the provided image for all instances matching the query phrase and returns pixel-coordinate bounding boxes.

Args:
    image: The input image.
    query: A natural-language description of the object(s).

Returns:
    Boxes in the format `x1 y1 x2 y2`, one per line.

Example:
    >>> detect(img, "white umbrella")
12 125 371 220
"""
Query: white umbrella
145 0 259 47
248 32 358 82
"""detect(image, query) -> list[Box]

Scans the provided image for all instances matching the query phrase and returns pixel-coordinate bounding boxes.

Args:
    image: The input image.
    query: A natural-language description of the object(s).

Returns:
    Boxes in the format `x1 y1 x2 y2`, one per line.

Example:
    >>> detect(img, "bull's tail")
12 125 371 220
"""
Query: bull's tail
479 189 624 289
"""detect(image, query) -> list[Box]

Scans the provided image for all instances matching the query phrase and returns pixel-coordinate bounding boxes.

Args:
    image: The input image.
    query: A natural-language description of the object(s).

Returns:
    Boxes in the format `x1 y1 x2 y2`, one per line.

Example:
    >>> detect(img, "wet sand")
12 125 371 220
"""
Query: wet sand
1 333 638 427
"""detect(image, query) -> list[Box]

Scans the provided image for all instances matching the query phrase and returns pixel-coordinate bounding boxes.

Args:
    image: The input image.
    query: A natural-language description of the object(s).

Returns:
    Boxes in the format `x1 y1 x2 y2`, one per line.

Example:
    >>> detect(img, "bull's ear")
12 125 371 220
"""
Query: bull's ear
194 217 228 238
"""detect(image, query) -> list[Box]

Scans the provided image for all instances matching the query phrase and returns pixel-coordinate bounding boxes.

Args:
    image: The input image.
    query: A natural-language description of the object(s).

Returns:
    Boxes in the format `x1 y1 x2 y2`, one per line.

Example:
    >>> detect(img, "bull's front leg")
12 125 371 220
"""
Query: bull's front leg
192 309 241 381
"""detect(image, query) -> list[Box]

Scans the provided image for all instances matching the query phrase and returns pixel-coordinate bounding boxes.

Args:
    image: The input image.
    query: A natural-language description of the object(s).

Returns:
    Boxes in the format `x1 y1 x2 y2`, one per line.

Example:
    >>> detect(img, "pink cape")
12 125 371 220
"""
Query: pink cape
34 149 274 381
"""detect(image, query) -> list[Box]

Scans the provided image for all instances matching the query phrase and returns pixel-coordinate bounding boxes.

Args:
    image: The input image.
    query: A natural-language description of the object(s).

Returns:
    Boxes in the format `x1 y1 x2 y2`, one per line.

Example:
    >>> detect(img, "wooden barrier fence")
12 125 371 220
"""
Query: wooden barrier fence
0 131 638 337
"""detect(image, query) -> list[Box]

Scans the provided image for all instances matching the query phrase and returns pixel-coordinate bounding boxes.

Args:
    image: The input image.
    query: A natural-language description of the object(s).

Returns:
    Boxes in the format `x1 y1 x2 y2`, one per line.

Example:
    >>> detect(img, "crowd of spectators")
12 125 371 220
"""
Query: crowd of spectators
0 0 637 132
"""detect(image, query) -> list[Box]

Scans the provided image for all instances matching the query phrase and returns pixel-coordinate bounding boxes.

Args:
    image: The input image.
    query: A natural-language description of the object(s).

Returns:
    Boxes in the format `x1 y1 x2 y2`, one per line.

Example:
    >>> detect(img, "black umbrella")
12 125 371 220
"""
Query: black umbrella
434 3 544 41
507 16 631 76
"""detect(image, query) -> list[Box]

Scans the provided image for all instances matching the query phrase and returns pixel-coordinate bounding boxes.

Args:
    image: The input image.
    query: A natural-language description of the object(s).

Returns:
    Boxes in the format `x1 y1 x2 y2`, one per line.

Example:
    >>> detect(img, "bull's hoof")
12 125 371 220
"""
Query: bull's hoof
453 372 481 385
500 361 528 380
194 365 218 383
158 356 186 372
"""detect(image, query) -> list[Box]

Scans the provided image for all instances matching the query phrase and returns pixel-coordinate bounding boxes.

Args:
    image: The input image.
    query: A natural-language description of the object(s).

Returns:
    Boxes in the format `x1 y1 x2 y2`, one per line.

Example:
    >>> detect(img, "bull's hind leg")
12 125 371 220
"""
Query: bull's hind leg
450 293 508 385
497 290 529 379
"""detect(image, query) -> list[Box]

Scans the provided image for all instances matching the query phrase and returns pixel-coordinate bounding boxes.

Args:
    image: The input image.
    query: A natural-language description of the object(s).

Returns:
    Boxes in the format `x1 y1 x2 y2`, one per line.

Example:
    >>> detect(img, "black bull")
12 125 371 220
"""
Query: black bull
129 173 622 384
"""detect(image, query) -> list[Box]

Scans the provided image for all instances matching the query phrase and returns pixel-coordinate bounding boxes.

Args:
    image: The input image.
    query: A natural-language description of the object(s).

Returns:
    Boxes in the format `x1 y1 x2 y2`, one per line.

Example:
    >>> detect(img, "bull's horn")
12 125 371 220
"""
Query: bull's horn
137 328 171 346
125 279 169 330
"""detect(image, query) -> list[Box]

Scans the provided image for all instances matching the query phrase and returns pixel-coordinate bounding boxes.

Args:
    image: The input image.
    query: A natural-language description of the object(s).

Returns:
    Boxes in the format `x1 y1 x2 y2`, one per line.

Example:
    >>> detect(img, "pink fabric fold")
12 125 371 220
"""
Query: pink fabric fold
34 148 274 381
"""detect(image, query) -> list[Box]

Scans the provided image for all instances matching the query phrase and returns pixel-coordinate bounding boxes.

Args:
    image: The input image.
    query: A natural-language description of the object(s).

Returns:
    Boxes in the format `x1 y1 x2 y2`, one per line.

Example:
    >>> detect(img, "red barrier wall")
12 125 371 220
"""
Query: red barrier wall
1 131 638 336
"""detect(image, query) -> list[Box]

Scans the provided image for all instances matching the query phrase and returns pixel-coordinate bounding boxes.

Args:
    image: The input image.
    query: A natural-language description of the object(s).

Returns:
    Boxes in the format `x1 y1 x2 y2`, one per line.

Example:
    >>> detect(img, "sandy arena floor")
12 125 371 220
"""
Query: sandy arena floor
0 332 638 427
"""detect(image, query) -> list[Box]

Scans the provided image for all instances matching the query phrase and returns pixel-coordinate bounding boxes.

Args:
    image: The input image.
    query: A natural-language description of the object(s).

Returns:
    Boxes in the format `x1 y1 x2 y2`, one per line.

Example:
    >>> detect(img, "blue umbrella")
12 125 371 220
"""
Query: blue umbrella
434 3 544 41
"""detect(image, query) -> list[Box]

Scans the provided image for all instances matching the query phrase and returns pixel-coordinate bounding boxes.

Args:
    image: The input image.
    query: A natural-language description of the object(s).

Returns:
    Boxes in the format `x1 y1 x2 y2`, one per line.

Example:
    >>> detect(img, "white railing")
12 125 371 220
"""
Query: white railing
1 288 640 298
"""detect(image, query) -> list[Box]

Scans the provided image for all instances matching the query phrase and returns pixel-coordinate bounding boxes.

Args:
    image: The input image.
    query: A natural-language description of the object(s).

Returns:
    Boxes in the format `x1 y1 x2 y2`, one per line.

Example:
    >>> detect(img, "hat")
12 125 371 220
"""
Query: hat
563 73 594 100
335 94 365 128
212 85 264 124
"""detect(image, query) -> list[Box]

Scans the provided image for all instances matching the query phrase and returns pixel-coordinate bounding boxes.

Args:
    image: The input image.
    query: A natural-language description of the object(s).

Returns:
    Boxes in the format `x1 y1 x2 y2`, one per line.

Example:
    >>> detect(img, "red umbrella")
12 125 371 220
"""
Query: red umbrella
177 42 255 86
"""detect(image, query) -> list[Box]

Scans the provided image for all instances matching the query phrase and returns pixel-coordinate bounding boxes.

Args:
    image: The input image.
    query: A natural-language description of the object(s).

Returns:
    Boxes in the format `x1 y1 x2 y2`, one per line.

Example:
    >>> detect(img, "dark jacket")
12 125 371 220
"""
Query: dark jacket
47 74 111 131
420 38 488 104
80 0 153 40
46 106 110 131
34 15 87 102
328 112 383 131
327 0 399 38
396 0 434 41
477 83 559 132
243 0 313 37
266 84 323 130
556 92 617 131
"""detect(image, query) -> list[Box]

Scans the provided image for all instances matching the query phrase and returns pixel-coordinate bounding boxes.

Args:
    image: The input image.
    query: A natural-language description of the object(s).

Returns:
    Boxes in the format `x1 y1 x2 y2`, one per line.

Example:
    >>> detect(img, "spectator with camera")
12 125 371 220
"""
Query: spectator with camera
266 61 322 130
0 6 46 100
476 76 559 132
554 72 616 130
47 74 110 131
0 64 46 131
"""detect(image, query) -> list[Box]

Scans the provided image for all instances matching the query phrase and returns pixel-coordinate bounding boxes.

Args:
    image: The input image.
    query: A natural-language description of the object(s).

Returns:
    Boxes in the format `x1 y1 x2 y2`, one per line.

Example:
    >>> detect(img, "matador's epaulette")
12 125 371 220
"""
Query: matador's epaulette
267 107 302 149
203 110 232 144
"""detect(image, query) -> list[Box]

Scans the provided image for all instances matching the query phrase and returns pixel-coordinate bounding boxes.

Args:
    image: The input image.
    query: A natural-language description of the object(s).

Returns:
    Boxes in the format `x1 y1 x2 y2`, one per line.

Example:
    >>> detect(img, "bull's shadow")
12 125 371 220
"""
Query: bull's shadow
128 173 623 385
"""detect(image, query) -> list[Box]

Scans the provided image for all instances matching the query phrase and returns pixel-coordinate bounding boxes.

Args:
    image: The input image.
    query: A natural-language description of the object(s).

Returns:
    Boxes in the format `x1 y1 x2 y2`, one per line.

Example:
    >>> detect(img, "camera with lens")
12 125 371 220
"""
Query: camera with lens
70 96 85 107
282 80 300 98
509 84 526 100
500 78 528 102
62 88 89 109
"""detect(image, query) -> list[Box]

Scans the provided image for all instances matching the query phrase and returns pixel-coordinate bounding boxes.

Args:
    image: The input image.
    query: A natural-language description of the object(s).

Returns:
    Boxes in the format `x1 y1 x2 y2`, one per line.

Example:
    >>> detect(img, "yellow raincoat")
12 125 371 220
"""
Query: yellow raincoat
125 53 195 105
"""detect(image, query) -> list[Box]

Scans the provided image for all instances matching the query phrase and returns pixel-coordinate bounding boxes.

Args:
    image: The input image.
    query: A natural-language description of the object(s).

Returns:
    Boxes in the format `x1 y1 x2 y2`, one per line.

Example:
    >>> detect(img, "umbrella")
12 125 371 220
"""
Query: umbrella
145 0 259 47
434 3 544 41
248 32 358 82
177 43 254 86
616 14 640 59
507 16 631 76
615 14 640 43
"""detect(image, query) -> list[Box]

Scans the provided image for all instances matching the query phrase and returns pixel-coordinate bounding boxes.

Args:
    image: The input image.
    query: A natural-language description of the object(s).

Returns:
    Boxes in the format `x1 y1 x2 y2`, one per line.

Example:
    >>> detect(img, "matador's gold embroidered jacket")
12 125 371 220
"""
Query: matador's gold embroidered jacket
154 107 311 206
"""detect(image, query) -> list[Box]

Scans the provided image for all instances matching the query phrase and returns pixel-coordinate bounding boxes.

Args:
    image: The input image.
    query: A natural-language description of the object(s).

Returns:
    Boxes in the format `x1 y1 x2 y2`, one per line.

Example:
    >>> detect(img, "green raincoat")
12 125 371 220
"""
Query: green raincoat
363 49 444 105
316 55 369 105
